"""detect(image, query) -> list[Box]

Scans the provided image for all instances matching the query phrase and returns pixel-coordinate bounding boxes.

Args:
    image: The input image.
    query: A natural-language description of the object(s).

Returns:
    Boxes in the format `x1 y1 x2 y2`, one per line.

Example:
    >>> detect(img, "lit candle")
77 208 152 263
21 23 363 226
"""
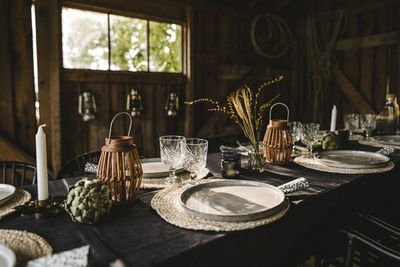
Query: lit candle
330 105 337 132
36 124 49 201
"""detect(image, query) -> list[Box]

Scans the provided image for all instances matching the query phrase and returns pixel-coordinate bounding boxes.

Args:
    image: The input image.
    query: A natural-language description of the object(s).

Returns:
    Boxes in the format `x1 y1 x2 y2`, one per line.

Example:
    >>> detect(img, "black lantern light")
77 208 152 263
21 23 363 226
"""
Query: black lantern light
165 91 179 117
78 91 96 122
126 88 142 118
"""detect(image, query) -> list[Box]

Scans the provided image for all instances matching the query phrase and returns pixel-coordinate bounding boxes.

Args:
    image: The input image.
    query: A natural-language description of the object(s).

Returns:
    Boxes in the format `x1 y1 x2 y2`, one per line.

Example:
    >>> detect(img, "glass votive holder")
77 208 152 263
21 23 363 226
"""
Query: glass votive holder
221 151 240 178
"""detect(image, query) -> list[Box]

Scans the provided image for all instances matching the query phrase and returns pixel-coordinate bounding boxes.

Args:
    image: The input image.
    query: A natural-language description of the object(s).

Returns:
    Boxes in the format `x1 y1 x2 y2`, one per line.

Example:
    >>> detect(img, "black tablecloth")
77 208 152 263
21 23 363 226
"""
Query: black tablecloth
0 144 399 267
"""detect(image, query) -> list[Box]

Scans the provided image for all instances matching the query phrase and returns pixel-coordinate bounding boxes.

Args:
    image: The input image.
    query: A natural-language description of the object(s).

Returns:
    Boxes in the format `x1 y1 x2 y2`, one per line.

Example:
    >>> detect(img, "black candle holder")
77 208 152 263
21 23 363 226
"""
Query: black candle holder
15 196 66 219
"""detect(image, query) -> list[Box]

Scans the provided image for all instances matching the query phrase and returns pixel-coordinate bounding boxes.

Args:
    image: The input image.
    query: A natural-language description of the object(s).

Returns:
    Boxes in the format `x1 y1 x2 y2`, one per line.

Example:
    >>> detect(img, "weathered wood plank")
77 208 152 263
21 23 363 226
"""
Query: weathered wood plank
0 136 35 165
87 83 110 153
61 70 186 84
335 31 400 51
359 10 375 105
373 8 389 112
0 0 15 140
10 0 36 157
60 82 84 163
36 0 62 173
334 69 376 114
298 0 399 24
184 7 194 138
63 0 186 23
141 84 156 157
342 4 360 115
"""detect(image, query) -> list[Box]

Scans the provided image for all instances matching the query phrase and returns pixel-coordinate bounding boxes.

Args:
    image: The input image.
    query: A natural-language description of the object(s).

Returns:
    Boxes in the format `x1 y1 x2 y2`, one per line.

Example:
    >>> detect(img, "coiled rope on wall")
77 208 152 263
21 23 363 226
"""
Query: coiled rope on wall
250 14 292 59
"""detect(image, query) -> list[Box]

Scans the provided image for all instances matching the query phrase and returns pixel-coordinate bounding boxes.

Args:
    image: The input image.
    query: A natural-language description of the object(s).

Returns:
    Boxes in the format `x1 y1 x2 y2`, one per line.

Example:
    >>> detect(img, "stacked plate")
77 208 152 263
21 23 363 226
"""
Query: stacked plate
0 184 17 267
0 185 16 206
317 150 390 169
374 135 400 146
180 180 287 222
142 158 184 178
0 243 16 267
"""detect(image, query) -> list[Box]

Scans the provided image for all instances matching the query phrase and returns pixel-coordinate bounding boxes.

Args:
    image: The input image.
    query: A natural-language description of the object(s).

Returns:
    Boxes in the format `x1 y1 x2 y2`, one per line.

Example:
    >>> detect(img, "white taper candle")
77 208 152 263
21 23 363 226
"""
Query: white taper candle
330 105 337 132
36 124 49 201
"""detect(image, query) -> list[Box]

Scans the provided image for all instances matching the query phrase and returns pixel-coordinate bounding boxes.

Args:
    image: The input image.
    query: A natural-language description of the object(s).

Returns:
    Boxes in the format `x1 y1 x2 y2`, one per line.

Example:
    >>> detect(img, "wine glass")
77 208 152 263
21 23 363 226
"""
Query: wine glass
288 122 303 156
159 135 186 184
301 123 320 157
360 114 377 139
344 114 360 138
183 138 208 184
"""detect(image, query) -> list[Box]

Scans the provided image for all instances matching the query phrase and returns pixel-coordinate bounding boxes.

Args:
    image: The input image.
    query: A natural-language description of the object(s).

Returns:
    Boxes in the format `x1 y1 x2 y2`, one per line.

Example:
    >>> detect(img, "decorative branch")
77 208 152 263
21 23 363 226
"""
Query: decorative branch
185 76 283 148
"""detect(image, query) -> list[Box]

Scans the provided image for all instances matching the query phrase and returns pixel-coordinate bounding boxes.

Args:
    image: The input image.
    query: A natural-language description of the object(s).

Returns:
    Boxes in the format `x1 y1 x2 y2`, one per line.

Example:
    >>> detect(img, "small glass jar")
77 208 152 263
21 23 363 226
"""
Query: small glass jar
248 147 264 173
221 152 241 178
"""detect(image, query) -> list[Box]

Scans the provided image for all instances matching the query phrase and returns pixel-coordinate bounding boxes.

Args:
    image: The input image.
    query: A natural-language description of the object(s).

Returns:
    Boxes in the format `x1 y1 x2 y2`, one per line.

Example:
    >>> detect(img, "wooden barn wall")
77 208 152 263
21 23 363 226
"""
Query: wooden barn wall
189 9 285 147
289 0 400 129
60 81 186 162
0 0 37 159
59 1 286 162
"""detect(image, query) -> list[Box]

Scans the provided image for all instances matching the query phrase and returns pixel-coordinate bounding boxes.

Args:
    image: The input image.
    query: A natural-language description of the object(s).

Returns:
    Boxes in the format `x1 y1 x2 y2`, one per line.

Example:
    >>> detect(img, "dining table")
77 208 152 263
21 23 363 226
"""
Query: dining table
0 142 399 267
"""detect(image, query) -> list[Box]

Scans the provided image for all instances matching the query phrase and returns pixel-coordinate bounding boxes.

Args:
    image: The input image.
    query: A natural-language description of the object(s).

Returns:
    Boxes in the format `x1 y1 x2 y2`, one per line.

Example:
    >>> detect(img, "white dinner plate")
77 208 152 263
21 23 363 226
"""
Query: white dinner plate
0 243 16 267
142 158 184 178
180 180 286 221
317 150 390 169
374 135 400 146
0 184 16 206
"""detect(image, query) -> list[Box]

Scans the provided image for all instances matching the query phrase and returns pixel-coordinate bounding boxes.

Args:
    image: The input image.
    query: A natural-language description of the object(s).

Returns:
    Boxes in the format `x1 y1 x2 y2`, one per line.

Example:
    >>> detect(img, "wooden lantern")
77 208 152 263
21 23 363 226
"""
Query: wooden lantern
97 112 143 203
263 103 293 164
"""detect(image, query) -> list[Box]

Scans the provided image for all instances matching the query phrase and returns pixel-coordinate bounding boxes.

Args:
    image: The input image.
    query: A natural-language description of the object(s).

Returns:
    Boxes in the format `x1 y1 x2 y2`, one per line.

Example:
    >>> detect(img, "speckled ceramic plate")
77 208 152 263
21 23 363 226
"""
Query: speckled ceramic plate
0 184 16 206
142 158 184 178
180 180 286 222
317 150 390 169
374 135 400 146
0 243 16 267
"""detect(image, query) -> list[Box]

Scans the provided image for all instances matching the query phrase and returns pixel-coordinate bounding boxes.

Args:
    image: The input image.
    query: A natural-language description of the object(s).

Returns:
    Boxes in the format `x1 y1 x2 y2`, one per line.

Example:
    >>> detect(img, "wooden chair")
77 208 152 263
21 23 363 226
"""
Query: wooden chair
0 161 54 186
57 151 102 179
314 213 400 267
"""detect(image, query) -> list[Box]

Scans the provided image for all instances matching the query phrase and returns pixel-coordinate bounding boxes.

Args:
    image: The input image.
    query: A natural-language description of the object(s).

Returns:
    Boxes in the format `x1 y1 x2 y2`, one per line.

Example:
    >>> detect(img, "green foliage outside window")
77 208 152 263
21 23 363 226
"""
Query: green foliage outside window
62 7 183 73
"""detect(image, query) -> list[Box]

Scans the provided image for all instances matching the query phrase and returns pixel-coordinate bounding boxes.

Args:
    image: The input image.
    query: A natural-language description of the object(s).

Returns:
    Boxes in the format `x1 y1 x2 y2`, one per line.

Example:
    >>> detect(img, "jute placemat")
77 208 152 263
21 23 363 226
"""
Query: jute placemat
358 139 400 149
0 189 31 220
294 156 395 174
0 229 52 266
151 179 289 232
141 169 209 189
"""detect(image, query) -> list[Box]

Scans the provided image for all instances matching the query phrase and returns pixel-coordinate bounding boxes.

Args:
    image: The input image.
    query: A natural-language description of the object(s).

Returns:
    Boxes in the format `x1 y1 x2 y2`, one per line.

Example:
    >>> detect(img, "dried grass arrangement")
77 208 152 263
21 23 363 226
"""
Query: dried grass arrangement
185 76 283 152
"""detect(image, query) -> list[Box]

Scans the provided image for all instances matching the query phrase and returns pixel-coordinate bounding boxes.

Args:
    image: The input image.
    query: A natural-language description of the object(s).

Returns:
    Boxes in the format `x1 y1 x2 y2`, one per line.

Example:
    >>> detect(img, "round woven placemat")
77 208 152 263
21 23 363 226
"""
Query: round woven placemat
0 189 31 220
294 156 395 174
151 179 289 232
141 169 209 189
0 229 52 266
358 139 400 149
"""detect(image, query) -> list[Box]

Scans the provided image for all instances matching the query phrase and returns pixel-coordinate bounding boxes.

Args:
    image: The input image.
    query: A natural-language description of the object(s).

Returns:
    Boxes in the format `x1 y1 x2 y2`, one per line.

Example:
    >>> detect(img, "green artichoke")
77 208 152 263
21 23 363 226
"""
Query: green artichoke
65 178 112 224
322 131 340 151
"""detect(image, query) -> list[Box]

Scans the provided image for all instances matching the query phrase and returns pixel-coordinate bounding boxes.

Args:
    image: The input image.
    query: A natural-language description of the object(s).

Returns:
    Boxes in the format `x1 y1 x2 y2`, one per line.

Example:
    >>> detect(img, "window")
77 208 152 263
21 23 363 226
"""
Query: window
62 7 182 73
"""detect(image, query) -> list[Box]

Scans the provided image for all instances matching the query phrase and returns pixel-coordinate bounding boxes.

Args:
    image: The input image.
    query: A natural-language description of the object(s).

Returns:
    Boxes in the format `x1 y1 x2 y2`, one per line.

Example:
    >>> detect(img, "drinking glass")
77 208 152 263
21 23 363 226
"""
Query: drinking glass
159 135 186 184
360 114 377 138
183 138 208 184
344 114 360 137
288 122 303 156
301 123 320 156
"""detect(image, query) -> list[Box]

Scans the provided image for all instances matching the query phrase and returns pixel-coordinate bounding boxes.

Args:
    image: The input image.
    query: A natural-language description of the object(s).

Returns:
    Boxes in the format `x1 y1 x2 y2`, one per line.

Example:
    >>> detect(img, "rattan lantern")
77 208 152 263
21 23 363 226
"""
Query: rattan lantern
97 112 143 203
263 103 293 164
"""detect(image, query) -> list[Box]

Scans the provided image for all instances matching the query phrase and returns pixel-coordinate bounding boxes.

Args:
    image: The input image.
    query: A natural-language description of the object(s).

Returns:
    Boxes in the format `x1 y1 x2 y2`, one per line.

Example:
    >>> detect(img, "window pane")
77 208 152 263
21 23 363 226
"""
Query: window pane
62 8 109 70
149 22 182 73
110 15 148 71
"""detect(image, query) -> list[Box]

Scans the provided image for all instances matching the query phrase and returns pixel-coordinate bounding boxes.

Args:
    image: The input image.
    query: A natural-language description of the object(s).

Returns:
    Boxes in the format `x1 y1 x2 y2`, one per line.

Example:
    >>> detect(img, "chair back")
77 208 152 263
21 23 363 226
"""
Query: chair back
0 161 41 185
57 151 102 179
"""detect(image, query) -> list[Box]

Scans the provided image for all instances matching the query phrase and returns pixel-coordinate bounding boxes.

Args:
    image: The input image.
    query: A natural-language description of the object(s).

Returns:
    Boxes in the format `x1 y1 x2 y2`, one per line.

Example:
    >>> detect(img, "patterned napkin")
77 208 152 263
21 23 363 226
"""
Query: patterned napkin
26 245 90 267
376 146 395 156
277 177 309 194
84 162 98 173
